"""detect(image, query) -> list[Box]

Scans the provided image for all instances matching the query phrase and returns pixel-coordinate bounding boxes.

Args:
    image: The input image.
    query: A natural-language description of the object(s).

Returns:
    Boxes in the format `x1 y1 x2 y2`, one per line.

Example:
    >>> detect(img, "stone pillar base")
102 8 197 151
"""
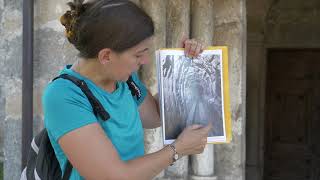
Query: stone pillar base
155 178 184 180
190 175 218 180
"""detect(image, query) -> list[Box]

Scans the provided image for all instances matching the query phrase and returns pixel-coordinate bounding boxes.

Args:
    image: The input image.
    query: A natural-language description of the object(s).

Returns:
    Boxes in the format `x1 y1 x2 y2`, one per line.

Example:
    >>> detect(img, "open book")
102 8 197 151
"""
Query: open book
156 46 232 144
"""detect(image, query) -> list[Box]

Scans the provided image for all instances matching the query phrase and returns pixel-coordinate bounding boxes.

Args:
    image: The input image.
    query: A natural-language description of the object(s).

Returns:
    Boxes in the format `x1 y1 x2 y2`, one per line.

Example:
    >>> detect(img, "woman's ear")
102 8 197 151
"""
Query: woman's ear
98 48 112 65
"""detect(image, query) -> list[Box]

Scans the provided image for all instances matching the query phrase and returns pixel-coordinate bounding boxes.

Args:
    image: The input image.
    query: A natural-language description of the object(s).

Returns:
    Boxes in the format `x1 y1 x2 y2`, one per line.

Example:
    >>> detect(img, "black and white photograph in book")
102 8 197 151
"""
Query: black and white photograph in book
157 49 226 144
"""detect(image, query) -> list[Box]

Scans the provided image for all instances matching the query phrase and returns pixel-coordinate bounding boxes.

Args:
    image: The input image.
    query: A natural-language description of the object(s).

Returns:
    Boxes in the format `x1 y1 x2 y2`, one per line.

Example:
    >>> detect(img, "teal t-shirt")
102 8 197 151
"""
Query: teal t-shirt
42 65 147 179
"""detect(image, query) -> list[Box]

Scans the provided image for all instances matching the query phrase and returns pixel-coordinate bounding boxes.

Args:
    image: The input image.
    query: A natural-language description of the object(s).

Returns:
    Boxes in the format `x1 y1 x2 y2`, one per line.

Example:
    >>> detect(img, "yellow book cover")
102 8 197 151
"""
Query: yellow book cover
156 46 232 144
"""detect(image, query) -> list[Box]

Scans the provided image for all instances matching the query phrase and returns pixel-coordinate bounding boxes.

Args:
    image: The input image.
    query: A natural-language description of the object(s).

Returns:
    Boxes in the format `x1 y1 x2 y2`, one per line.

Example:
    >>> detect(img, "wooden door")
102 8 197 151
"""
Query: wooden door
264 49 320 180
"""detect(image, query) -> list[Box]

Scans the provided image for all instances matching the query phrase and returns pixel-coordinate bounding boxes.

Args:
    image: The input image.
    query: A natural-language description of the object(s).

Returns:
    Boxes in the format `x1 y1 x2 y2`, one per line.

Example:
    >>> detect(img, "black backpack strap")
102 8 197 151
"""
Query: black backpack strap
62 161 73 180
126 75 142 101
52 74 110 180
53 74 110 121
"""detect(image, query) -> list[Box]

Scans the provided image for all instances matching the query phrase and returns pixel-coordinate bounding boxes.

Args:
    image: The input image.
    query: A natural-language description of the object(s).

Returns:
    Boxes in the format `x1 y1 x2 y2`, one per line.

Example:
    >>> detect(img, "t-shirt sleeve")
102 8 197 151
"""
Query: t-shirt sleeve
130 72 148 106
42 80 98 142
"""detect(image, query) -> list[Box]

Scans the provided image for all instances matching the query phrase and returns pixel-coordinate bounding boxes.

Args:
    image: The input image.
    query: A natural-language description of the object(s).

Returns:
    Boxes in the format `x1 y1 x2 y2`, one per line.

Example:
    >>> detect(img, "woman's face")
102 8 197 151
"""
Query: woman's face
109 37 153 81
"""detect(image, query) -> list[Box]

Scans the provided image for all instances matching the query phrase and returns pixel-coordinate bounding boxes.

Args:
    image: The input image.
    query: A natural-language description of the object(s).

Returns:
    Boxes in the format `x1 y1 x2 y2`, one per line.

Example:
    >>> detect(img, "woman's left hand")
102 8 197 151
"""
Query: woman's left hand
180 37 205 58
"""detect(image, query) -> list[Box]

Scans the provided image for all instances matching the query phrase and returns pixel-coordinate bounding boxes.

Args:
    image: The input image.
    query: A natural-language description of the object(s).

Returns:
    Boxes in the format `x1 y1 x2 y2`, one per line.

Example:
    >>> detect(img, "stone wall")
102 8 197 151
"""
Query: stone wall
0 0 4 157
0 0 246 179
1 0 23 179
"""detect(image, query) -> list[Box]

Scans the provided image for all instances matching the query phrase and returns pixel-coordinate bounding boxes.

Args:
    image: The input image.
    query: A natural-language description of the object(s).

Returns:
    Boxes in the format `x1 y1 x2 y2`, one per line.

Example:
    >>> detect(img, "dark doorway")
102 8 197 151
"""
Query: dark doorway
264 49 320 180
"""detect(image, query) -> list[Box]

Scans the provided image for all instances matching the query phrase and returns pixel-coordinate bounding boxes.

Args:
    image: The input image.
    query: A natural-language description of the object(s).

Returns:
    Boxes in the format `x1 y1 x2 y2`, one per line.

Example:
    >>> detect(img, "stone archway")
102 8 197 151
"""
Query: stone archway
247 0 320 180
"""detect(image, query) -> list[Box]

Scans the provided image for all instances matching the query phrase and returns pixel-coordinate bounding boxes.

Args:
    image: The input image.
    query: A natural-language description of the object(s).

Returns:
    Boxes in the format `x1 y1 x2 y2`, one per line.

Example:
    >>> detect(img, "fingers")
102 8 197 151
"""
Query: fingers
204 123 213 133
176 123 210 156
194 123 212 135
188 39 198 57
179 34 189 48
184 39 204 58
202 138 207 144
194 42 202 57
184 39 192 56
187 123 212 137
196 142 207 154
200 44 205 53
188 124 203 130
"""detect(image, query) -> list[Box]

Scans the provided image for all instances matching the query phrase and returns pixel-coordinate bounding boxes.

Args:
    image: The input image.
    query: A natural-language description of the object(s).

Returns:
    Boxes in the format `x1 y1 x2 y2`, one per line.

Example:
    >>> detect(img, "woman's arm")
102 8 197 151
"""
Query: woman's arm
59 122 211 180
139 90 161 129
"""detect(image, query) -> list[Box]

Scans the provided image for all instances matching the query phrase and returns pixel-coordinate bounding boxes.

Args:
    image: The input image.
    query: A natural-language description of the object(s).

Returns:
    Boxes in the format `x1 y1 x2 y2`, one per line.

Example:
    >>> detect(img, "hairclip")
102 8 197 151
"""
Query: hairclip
101 2 126 9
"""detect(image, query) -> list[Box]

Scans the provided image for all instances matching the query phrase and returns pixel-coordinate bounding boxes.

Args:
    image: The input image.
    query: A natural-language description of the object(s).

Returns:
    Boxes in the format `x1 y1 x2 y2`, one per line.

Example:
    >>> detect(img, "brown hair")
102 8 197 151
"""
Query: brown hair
60 0 154 58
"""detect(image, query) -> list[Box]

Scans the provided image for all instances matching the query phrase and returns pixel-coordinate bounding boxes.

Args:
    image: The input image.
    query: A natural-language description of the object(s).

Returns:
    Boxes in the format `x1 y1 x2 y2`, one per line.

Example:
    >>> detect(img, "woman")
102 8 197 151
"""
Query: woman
43 0 211 179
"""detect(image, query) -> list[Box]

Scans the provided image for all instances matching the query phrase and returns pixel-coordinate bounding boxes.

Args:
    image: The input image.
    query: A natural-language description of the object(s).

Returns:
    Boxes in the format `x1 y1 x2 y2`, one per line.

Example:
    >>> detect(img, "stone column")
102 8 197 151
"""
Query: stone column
212 0 247 179
166 0 190 48
164 0 190 179
139 0 166 179
246 32 265 180
191 146 216 180
0 87 4 162
190 0 216 180
140 0 166 93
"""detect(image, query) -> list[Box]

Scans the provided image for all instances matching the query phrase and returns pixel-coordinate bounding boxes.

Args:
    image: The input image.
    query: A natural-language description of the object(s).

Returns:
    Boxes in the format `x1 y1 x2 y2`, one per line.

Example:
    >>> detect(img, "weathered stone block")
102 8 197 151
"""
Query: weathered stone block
165 156 189 179
213 0 242 25
4 118 22 180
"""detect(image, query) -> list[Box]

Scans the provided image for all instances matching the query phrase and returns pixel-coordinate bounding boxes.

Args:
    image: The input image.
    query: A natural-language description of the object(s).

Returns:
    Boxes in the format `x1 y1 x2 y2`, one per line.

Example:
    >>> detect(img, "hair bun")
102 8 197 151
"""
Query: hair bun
67 0 86 16
60 0 87 43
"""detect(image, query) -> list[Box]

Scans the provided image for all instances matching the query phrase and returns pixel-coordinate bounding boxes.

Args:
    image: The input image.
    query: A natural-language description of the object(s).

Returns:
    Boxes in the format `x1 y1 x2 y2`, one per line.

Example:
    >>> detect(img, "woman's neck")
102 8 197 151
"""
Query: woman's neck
71 58 117 93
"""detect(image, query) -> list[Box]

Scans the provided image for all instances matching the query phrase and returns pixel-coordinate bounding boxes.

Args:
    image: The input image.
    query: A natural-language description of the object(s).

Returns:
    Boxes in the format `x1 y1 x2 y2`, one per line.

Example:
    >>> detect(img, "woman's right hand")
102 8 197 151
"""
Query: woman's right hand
174 123 212 156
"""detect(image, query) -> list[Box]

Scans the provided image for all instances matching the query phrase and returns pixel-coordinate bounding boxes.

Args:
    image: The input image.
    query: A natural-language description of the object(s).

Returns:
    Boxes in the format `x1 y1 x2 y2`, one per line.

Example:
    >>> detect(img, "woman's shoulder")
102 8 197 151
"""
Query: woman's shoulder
43 77 98 142
42 78 87 106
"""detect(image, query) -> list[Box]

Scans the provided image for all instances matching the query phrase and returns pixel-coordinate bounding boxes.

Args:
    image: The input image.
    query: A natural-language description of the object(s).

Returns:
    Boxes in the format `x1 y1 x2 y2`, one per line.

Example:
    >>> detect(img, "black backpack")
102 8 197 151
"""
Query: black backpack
20 74 141 180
